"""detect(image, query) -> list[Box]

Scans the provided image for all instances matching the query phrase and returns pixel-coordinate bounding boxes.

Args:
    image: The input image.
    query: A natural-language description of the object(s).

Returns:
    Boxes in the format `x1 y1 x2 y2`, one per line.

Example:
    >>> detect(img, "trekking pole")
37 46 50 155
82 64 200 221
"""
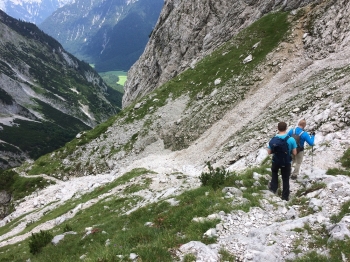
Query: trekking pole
311 146 314 173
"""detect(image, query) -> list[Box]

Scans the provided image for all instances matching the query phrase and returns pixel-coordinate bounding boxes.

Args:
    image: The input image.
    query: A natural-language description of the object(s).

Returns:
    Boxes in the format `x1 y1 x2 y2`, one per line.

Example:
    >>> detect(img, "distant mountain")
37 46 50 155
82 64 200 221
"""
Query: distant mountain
0 0 74 24
39 0 163 72
0 10 122 170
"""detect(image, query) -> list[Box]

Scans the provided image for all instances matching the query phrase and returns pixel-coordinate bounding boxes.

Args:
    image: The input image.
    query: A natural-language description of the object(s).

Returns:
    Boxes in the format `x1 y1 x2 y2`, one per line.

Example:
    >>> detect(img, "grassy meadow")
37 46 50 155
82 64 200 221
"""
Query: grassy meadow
99 71 127 93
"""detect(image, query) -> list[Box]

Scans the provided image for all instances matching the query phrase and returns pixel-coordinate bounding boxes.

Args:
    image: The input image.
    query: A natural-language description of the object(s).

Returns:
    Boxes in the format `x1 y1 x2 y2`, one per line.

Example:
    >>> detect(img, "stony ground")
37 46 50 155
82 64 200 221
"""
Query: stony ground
1 125 350 262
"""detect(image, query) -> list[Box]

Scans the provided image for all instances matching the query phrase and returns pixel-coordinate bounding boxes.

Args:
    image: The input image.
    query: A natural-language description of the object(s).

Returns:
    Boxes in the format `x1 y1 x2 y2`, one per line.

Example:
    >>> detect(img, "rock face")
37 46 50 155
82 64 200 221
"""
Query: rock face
0 190 11 219
123 0 320 107
303 0 350 60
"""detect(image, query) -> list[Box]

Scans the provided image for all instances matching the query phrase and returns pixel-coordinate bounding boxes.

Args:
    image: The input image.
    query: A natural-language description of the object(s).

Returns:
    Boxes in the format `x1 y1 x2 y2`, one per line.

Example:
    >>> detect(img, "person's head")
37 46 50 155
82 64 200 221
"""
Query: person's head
277 122 287 132
298 119 306 128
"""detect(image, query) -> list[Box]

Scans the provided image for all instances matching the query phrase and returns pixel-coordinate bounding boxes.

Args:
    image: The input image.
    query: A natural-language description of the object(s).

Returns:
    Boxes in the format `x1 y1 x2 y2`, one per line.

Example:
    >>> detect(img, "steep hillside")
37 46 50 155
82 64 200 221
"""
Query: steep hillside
0 10 122 169
39 0 163 72
0 0 74 24
123 0 318 106
1 0 350 261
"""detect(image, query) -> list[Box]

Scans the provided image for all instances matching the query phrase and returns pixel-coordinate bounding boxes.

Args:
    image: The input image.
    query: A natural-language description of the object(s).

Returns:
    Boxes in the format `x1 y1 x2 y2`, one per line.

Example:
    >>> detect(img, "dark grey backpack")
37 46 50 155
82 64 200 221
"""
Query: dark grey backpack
291 128 304 153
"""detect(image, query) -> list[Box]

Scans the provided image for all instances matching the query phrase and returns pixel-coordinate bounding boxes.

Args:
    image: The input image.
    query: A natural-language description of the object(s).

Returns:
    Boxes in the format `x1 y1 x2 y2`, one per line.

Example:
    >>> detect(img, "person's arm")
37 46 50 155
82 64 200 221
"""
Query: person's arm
292 148 297 156
304 132 315 146
267 142 272 154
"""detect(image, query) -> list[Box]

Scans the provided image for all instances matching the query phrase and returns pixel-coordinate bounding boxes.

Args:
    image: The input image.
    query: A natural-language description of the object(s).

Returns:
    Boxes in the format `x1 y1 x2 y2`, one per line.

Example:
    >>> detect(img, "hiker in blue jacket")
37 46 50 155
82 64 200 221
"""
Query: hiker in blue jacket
287 119 315 179
267 122 297 201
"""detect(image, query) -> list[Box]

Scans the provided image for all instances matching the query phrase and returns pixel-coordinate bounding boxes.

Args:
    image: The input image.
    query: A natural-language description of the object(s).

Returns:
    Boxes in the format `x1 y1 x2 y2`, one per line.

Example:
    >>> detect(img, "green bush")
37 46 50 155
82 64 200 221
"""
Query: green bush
199 162 229 190
63 224 73 233
0 170 16 190
28 230 53 254
0 170 52 200
340 148 350 168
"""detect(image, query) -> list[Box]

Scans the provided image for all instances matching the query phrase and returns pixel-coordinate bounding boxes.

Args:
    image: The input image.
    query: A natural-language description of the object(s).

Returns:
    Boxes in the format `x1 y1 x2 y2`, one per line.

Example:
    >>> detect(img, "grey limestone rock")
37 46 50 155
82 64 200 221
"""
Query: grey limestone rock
123 0 320 107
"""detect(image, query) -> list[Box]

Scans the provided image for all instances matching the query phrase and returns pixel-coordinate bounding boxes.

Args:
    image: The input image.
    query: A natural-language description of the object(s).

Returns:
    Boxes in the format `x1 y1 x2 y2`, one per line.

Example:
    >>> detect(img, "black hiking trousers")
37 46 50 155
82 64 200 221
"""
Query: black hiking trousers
270 162 291 200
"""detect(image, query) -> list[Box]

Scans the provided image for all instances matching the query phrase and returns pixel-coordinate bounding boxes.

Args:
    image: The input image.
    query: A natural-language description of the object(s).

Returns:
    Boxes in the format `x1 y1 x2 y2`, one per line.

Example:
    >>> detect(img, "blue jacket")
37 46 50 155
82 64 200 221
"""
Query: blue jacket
287 126 315 149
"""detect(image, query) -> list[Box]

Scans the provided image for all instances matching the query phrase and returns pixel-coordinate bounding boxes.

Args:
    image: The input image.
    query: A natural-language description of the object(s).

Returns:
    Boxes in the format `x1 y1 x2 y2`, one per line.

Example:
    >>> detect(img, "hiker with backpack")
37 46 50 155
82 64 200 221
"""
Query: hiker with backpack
267 122 297 201
287 119 315 179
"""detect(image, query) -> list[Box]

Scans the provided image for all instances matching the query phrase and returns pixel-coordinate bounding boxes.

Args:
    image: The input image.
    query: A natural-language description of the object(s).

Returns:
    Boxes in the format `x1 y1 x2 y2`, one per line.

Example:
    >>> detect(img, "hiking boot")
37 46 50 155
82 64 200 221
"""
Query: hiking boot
291 175 297 180
282 196 289 201
268 182 276 194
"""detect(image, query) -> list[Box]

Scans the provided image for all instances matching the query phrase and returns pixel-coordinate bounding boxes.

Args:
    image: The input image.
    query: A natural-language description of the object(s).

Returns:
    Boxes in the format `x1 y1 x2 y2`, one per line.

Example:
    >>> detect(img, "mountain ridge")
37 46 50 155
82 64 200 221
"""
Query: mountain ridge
39 0 163 72
0 0 74 24
0 9 122 169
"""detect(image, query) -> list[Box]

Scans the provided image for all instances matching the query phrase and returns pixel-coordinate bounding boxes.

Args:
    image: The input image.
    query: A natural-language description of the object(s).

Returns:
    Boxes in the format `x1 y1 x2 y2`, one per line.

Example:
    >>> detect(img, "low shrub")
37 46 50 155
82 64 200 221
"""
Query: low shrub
63 224 73 232
340 148 350 168
28 230 53 254
199 162 229 190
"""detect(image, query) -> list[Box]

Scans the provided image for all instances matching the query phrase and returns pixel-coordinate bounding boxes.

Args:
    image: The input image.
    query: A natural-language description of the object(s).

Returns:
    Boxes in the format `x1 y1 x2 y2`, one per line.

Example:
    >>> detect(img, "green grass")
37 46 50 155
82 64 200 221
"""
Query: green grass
290 239 350 262
0 170 52 201
2 159 350 262
340 147 350 168
21 11 291 177
219 248 236 261
330 200 350 224
123 177 152 194
0 118 87 160
121 12 290 125
288 182 326 216
0 22 120 166
26 113 121 176
0 166 265 261
0 187 223 261
294 182 326 197
326 147 350 176
288 251 328 262
113 11 291 152
117 75 127 86
99 71 127 93
326 167 350 176
0 168 152 241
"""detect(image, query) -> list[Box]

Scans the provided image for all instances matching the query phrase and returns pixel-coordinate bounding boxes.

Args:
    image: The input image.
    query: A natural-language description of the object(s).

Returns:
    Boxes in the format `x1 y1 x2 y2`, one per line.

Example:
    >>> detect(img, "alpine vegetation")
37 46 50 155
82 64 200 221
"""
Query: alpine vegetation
1 1 350 262
0 10 122 169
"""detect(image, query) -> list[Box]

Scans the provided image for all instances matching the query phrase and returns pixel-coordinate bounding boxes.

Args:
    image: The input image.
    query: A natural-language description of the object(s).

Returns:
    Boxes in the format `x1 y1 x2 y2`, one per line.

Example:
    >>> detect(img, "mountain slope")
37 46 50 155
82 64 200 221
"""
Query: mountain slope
0 0 350 261
0 0 74 24
39 0 163 72
122 0 317 106
0 10 122 169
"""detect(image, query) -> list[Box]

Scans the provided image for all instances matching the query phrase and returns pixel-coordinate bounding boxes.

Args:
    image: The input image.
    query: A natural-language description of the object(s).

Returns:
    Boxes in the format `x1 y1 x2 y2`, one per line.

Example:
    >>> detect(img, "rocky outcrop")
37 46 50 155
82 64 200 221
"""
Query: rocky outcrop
303 0 350 59
123 0 321 107
176 169 350 262
0 190 11 219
